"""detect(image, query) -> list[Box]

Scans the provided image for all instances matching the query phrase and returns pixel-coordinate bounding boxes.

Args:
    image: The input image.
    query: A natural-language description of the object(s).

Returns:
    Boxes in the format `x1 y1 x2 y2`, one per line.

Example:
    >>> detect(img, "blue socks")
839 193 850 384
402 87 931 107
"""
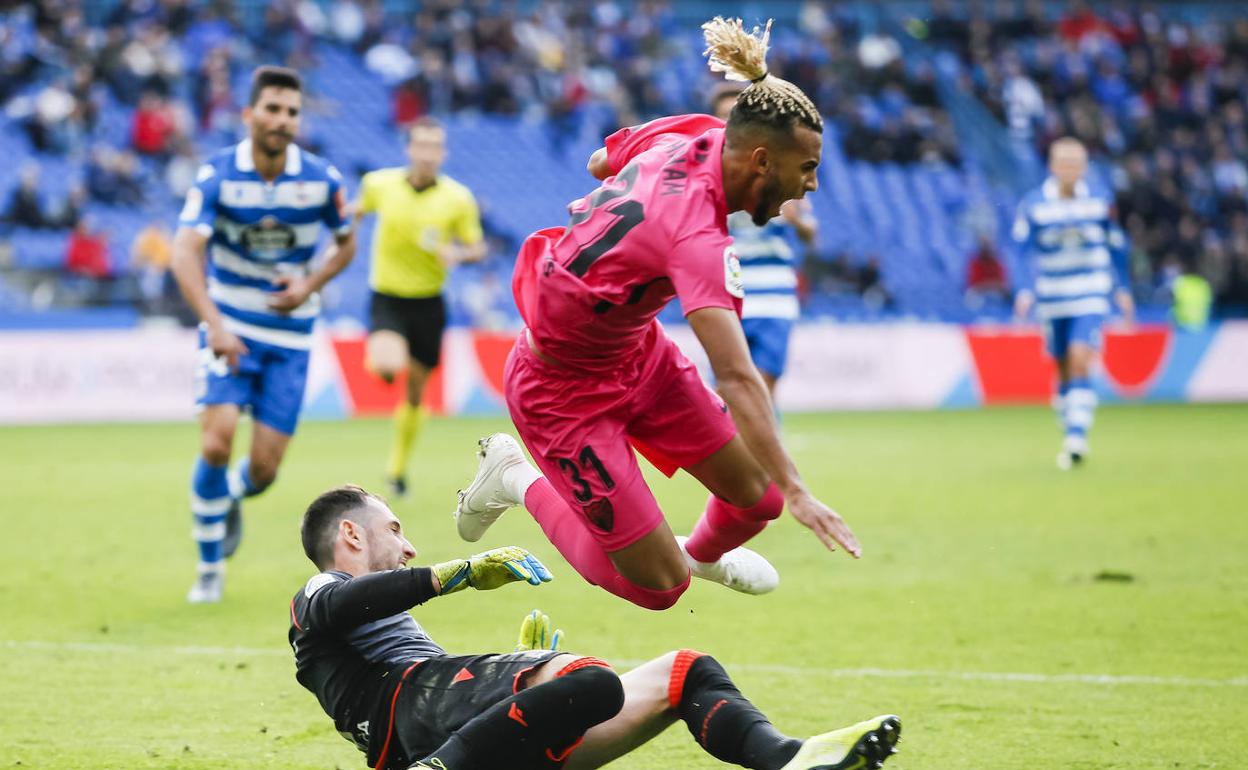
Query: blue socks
190 458 229 569
1063 377 1097 443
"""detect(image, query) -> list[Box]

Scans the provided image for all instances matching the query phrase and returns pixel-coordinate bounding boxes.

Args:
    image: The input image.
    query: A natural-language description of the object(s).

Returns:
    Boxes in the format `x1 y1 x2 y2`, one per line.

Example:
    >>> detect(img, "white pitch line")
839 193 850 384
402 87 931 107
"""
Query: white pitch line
3 639 288 658
4 640 1244 688
702 662 1248 689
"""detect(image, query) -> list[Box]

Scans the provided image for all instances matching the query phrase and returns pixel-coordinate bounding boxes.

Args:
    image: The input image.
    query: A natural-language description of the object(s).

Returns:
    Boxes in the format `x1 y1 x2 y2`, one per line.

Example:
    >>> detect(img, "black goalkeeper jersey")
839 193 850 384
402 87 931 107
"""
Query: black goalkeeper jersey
288 568 446 764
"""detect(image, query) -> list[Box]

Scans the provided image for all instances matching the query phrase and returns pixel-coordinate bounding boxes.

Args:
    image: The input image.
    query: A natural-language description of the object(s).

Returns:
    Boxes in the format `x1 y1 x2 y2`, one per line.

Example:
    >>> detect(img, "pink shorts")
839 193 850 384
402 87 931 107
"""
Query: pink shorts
504 325 737 551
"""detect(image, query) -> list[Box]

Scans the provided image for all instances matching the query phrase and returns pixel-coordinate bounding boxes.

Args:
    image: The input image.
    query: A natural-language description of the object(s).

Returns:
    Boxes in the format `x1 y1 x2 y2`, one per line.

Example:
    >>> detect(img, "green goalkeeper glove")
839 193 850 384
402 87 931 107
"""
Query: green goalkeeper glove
514 609 564 652
432 546 553 596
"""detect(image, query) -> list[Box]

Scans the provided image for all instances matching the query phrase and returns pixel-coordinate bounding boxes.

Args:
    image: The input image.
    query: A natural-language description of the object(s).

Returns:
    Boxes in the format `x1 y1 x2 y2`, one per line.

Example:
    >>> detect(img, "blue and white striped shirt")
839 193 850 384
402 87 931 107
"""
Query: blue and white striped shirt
728 211 800 321
1011 177 1128 321
178 139 350 350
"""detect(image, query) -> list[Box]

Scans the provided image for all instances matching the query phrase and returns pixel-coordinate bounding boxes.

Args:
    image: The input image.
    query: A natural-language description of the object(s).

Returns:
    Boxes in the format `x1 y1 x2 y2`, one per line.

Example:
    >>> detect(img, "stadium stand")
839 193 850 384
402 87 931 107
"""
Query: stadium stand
1 0 1244 329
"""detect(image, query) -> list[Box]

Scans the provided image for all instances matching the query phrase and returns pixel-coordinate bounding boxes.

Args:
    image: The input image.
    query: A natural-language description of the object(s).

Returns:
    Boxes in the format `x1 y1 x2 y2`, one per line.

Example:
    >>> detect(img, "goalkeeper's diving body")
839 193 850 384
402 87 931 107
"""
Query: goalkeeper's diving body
289 485 901 770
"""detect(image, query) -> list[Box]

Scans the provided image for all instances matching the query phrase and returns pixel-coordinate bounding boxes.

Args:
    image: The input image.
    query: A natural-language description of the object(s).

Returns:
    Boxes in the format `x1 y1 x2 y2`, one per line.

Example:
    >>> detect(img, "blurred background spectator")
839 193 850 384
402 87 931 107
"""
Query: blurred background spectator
4 165 51 229
964 232 1010 308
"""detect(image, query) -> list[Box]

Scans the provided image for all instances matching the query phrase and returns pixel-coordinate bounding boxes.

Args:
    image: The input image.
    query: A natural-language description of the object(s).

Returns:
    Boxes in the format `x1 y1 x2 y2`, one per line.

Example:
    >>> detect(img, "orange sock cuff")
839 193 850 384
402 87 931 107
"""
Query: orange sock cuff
545 735 584 763
555 656 613 678
668 649 705 709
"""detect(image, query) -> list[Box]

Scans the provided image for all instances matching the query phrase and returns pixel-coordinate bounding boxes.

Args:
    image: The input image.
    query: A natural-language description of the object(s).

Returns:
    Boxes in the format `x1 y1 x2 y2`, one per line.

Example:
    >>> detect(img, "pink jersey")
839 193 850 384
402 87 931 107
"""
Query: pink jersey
513 114 744 373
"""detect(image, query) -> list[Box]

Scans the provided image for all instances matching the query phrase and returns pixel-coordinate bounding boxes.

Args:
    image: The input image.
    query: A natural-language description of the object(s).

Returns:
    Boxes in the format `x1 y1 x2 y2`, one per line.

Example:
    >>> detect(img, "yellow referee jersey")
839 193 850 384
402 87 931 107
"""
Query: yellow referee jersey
359 168 484 298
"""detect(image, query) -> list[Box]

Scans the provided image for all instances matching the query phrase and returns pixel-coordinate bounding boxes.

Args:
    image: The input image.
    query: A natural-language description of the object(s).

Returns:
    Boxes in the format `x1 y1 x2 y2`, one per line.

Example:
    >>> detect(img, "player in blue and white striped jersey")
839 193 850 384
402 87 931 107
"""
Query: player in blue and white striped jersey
714 88 816 397
1012 137 1134 470
728 202 816 394
171 66 356 602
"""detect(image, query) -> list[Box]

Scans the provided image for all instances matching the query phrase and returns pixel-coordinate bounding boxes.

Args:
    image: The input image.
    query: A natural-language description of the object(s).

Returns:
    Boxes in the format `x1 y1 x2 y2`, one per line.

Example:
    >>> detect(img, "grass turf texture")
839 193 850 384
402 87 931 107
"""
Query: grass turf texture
1 404 1245 769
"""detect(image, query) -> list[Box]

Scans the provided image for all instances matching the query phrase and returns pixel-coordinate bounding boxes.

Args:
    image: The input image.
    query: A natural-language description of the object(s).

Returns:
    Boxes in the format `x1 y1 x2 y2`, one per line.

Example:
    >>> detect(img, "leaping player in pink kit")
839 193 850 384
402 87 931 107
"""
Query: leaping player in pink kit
453 17 862 610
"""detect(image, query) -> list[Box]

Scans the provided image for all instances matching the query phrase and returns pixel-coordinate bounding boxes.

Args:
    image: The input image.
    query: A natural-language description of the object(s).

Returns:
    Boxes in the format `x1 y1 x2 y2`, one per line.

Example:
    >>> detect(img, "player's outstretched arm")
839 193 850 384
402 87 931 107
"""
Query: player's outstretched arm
432 546 553 595
688 307 862 557
299 567 441 633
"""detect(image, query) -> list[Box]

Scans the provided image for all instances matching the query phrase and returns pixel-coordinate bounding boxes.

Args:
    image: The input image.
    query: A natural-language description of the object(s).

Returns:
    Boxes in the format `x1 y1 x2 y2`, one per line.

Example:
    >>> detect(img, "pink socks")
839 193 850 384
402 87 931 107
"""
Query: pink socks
683 483 784 564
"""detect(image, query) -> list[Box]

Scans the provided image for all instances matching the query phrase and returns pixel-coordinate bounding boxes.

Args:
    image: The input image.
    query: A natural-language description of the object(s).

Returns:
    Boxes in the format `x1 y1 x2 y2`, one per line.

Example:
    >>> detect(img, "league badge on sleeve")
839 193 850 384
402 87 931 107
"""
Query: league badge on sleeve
181 187 203 221
724 246 745 298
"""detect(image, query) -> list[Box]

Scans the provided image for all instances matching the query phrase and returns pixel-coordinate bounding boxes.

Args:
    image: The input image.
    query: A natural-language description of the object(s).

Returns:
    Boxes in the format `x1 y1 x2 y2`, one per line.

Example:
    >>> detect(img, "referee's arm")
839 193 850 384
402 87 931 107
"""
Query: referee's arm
443 192 487 265
444 238 486 266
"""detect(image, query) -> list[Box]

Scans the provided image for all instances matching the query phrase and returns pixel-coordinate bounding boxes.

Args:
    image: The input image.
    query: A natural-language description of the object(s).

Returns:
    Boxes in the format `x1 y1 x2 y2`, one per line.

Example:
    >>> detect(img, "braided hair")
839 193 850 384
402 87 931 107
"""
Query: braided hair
702 16 823 141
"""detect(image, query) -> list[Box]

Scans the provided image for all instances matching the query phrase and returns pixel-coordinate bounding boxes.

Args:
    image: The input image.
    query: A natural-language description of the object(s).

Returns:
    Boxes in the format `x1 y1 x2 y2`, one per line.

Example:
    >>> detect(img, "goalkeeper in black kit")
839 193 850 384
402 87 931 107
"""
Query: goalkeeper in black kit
290 485 901 770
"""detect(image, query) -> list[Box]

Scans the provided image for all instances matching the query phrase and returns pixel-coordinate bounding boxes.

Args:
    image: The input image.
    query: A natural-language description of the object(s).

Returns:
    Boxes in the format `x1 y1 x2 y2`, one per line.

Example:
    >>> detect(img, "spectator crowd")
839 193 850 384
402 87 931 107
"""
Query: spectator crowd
1 0 1245 321
924 0 1248 312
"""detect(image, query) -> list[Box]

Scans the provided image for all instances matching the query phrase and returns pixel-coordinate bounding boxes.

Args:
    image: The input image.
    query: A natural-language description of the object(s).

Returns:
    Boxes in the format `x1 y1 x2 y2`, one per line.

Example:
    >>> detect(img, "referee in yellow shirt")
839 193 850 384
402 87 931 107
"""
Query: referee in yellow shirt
354 117 486 497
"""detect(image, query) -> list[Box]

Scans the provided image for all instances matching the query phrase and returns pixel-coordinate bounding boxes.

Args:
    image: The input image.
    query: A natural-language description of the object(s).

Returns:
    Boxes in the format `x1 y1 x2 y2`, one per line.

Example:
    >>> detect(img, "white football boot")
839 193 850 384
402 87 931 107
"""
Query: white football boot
1056 434 1089 471
186 568 224 604
675 535 780 594
455 434 528 542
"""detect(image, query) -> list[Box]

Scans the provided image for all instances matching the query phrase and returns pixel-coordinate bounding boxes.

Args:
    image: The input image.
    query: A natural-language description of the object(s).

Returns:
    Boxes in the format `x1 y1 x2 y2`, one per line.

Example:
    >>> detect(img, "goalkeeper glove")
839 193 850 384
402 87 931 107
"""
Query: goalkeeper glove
514 609 564 652
432 546 553 596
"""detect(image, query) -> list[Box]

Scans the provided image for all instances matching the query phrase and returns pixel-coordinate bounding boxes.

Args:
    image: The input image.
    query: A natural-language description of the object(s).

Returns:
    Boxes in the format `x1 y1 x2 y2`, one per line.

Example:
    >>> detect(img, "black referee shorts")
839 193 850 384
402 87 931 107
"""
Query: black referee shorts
379 651 563 769
368 291 446 370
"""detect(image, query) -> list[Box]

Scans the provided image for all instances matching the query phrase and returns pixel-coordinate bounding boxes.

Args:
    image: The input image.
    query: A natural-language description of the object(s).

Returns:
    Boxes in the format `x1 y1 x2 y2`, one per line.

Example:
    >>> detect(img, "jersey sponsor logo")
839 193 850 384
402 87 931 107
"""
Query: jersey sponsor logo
181 188 204 221
1031 197 1108 225
1037 223 1105 250
304 572 337 598
240 216 297 260
724 247 745 298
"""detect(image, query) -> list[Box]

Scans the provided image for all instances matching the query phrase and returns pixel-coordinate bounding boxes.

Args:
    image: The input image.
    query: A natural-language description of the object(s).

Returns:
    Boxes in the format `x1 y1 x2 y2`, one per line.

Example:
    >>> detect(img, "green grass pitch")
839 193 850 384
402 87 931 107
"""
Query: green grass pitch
2 404 1245 769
